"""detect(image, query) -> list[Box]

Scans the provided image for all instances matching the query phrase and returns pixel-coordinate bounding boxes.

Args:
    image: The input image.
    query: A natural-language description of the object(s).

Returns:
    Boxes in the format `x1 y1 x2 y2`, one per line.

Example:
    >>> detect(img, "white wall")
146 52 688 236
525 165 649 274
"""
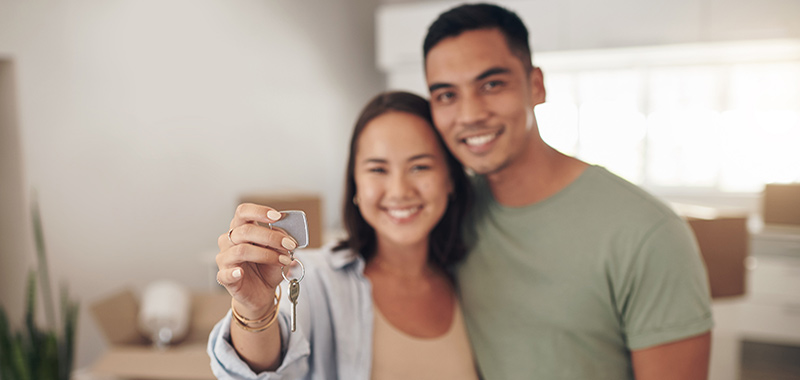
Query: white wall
2 0 797 373
0 0 382 369
1 59 37 331
377 0 800 94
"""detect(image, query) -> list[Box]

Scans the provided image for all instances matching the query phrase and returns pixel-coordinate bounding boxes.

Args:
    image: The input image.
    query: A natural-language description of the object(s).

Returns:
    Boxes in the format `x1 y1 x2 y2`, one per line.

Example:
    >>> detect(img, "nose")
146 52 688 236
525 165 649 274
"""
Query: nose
456 92 489 127
386 171 414 200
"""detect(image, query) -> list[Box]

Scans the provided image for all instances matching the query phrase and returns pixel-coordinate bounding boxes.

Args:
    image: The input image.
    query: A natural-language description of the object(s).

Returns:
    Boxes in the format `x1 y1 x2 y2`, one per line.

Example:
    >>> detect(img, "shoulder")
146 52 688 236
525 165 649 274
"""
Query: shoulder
575 165 682 225
289 243 366 292
564 166 697 265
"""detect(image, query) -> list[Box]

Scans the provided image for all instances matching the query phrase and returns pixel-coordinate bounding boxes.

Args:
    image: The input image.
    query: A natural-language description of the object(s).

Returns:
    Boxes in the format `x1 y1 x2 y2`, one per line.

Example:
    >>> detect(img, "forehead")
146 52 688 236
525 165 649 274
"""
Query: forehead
356 112 443 158
425 28 521 84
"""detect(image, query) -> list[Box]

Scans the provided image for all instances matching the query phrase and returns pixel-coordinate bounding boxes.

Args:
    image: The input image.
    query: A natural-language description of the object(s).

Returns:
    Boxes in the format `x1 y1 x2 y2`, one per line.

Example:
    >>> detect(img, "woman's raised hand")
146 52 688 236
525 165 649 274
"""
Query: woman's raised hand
216 203 297 319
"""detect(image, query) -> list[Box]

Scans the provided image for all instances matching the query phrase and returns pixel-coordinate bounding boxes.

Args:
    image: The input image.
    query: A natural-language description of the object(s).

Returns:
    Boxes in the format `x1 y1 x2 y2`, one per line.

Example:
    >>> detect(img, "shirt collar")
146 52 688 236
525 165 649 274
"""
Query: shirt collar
328 243 365 273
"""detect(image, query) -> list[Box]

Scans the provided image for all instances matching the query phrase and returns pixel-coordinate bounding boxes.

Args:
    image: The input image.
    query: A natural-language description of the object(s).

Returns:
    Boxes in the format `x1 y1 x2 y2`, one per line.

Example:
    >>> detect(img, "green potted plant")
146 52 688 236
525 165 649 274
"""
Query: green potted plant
0 196 79 380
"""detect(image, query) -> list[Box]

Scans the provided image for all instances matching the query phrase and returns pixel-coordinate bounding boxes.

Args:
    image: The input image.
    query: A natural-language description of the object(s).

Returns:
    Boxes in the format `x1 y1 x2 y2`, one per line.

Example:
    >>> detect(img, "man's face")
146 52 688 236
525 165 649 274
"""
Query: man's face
425 28 543 176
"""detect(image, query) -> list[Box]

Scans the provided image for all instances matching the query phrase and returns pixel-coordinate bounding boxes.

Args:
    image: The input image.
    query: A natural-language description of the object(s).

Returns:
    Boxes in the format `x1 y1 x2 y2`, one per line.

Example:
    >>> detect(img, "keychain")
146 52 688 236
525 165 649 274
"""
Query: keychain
269 210 309 333
282 257 305 332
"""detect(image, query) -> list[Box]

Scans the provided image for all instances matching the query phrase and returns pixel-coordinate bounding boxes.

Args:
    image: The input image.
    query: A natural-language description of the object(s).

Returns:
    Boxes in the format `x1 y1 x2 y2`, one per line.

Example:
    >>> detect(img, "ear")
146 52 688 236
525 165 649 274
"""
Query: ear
529 67 546 106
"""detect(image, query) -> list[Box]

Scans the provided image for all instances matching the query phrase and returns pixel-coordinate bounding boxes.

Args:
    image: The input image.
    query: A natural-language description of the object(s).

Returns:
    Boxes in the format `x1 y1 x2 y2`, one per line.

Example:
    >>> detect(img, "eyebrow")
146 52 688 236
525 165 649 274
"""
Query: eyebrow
477 67 510 80
408 153 435 162
362 158 387 164
428 82 452 93
361 154 435 165
428 66 511 93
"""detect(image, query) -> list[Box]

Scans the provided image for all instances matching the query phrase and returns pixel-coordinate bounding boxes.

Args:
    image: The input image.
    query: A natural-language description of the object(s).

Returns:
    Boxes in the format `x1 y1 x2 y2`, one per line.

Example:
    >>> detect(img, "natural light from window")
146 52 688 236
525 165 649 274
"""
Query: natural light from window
535 40 800 197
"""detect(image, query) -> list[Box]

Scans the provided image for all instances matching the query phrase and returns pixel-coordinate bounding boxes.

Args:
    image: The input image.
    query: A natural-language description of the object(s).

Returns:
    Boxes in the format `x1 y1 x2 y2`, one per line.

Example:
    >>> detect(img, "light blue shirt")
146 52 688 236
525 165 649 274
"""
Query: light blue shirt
207 245 375 379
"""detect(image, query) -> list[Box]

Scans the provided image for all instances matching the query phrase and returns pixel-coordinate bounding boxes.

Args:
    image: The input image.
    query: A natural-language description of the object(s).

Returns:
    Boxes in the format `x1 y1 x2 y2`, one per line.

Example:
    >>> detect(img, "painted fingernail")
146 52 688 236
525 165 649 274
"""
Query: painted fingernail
267 210 282 221
278 255 292 266
282 237 297 250
232 268 242 278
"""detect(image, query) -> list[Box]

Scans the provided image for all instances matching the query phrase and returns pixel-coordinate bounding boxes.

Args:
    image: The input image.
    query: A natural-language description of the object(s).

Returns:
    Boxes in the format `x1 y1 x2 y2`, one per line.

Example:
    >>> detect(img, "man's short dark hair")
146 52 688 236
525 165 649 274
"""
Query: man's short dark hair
423 3 533 73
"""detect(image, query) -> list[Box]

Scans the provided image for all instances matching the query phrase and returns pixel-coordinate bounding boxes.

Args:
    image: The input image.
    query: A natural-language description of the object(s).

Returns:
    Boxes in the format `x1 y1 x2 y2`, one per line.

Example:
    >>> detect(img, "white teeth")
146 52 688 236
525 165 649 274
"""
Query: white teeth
465 132 497 146
387 207 419 219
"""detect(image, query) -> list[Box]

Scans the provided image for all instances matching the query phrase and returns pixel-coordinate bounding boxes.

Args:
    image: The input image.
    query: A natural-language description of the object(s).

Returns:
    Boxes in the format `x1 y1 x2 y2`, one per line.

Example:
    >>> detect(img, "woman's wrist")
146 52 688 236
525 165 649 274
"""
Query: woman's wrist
231 285 281 319
232 299 276 321
231 286 282 333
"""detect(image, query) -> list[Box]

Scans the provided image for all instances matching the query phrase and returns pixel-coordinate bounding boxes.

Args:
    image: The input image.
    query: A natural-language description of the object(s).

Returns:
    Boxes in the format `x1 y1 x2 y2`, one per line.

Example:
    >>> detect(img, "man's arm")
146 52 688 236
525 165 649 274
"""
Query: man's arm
631 331 711 380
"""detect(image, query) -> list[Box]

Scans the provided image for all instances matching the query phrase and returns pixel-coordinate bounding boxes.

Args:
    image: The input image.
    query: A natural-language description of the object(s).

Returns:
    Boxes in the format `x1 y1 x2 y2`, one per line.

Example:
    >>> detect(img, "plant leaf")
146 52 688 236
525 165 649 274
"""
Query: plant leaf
31 193 57 331
0 305 17 380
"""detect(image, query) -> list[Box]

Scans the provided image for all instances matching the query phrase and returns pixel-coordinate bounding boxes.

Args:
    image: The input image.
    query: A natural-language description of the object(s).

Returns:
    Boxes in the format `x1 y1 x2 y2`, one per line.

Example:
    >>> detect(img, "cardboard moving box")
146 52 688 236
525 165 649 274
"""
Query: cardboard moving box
91 290 230 379
687 217 749 299
763 183 800 226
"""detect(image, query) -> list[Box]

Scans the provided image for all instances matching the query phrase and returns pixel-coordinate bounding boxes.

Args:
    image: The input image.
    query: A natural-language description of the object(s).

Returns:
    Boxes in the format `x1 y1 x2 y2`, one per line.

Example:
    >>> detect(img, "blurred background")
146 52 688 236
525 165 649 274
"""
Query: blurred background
1 0 798 379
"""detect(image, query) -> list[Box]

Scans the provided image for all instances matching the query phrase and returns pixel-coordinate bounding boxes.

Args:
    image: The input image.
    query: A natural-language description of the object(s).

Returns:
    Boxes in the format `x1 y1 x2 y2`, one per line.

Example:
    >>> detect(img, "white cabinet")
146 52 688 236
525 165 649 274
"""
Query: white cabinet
739 228 800 345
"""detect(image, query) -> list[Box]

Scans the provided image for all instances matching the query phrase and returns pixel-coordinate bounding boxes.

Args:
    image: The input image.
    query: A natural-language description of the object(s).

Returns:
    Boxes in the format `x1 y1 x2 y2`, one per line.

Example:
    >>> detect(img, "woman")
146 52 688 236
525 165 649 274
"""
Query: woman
208 91 477 379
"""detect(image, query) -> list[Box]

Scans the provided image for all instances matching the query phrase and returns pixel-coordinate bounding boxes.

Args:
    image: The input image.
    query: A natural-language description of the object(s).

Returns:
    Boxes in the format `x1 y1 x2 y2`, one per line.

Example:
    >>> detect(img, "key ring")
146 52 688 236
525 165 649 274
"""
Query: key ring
281 257 305 283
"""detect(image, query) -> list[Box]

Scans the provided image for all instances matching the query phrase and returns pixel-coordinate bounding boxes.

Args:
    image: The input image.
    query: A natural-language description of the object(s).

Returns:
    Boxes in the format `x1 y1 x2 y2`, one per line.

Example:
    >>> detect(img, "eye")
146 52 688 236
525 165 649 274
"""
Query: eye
481 80 504 92
410 164 432 172
368 167 387 174
434 91 456 104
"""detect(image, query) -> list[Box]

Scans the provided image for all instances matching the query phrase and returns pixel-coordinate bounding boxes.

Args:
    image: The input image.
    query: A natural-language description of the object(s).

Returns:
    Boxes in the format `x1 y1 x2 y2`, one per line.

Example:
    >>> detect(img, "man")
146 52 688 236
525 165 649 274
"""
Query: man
423 3 713 379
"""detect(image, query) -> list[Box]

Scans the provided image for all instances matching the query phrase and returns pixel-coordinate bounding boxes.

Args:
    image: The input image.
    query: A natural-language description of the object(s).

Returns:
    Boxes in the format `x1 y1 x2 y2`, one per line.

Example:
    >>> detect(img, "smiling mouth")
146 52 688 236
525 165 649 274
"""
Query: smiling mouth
386 206 422 219
462 130 501 147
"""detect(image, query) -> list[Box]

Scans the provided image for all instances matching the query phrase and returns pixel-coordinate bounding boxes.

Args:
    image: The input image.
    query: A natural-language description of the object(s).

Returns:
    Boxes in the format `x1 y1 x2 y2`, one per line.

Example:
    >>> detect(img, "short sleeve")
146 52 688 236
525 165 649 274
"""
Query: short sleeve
618 216 714 350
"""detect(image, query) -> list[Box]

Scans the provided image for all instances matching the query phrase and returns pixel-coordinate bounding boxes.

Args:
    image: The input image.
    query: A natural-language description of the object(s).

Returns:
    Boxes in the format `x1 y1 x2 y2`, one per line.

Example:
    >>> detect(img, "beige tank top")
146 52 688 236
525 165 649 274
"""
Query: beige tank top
370 300 480 380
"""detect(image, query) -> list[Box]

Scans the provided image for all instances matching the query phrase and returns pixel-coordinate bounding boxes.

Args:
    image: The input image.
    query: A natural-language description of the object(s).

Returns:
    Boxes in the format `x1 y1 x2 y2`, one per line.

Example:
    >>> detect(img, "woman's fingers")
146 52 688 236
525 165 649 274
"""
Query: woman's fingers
219 204 299 254
230 203 283 230
218 223 297 253
216 266 244 287
217 243 293 269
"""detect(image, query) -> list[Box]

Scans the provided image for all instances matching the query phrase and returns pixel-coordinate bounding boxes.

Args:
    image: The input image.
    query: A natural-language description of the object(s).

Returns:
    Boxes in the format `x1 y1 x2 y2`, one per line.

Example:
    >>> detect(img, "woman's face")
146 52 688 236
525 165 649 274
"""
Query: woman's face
354 111 453 250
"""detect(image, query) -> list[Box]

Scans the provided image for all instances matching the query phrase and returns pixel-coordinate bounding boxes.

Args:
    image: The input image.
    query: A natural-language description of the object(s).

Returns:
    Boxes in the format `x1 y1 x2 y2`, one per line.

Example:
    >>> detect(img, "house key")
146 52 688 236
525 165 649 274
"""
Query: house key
282 258 305 332
288 278 300 331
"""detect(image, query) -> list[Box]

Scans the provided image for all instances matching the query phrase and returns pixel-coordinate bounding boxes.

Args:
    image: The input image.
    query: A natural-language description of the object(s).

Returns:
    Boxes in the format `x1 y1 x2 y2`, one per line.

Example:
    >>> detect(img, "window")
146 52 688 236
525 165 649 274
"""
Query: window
535 40 800 197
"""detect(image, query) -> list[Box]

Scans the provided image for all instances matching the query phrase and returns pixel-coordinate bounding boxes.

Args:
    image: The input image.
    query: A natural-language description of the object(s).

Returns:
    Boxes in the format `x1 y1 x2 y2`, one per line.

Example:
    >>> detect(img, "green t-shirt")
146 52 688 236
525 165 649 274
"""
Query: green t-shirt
458 165 713 379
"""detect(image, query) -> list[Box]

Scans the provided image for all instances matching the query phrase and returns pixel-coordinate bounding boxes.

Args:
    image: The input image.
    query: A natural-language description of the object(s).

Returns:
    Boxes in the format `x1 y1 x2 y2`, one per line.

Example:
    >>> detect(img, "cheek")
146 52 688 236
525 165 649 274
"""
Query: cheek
358 187 377 201
354 178 379 202
496 90 529 121
355 176 372 200
432 108 455 133
422 176 453 201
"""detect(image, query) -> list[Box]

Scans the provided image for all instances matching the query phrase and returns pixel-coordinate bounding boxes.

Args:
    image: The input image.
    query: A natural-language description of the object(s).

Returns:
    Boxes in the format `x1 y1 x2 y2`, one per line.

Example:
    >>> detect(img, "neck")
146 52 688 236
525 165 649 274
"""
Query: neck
486 134 588 207
366 239 433 279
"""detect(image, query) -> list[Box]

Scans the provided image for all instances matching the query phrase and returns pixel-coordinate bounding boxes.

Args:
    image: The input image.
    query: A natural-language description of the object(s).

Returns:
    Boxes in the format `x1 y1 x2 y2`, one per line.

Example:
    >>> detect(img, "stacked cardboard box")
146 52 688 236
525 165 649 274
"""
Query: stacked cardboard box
673 203 749 299
763 183 800 226
686 217 748 299
91 290 230 379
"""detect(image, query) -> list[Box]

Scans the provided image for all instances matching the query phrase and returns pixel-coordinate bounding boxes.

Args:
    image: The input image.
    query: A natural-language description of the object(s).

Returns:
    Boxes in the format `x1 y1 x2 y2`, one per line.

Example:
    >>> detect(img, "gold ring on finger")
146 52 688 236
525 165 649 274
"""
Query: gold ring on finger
228 228 236 245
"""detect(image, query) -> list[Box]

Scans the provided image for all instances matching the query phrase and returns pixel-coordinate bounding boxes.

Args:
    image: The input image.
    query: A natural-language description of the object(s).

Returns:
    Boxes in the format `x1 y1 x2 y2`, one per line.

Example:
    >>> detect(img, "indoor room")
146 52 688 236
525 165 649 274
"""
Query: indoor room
1 0 798 379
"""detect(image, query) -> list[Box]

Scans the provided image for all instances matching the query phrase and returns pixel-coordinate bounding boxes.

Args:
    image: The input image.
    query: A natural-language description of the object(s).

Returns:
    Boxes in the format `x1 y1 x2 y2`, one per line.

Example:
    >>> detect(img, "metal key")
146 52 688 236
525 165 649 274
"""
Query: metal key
282 256 305 333
288 278 300 332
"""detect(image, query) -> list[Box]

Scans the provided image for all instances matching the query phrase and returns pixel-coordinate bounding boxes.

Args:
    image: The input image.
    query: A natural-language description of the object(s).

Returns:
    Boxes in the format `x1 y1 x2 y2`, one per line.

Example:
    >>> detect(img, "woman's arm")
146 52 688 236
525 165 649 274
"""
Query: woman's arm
215 203 298 372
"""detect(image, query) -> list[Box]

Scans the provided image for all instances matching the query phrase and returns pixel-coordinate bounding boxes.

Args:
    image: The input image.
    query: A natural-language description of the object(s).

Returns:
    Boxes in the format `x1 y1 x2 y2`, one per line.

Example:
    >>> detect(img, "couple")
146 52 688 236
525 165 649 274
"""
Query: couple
209 3 713 379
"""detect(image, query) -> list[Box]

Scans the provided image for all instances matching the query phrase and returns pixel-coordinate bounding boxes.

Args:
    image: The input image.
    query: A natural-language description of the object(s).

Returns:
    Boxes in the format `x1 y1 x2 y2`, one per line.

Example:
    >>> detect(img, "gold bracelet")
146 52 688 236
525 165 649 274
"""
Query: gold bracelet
231 286 281 329
232 303 279 333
